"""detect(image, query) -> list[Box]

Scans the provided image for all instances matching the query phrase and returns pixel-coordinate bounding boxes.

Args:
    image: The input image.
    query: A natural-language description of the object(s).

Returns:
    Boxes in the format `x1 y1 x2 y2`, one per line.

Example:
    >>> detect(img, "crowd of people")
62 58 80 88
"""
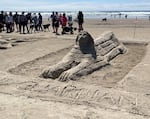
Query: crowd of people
0 11 44 34
0 11 84 35
48 11 84 35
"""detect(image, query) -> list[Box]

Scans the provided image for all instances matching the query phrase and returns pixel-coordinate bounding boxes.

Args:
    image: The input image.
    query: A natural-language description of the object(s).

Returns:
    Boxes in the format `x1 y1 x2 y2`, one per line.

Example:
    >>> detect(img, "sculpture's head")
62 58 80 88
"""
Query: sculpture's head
75 31 96 58
76 31 94 45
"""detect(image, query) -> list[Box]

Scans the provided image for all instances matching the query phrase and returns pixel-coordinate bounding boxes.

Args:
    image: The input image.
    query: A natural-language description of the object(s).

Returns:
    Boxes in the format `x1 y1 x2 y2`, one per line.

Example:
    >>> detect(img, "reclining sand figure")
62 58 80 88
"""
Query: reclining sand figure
41 31 126 81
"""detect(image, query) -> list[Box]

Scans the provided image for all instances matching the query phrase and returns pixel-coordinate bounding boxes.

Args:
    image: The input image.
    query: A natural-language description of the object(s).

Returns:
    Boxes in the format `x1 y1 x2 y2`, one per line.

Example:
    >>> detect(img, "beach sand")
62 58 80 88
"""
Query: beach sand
0 18 150 119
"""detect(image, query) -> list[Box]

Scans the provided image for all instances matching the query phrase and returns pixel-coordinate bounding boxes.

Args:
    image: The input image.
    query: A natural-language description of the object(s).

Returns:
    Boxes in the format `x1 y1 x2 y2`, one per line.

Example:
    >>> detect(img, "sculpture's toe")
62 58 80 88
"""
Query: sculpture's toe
58 71 71 82
41 68 50 78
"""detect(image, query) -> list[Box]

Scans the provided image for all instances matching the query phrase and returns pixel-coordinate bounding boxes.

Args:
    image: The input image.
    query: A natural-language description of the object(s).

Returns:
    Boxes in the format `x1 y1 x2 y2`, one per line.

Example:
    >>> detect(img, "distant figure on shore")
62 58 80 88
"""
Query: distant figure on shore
26 12 32 24
32 13 38 31
119 13 121 19
77 11 84 32
60 13 67 34
54 12 60 35
5 12 14 33
24 13 29 33
19 12 28 34
125 14 128 19
38 13 43 31
0 11 5 32
13 12 19 32
68 15 74 34
50 12 56 33
68 15 73 25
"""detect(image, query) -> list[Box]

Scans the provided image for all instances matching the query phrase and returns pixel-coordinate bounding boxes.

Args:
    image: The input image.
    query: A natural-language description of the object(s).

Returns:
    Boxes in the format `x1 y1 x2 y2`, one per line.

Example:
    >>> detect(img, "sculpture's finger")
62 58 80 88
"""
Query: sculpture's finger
59 72 70 82
42 70 48 78
58 72 66 81
62 73 70 82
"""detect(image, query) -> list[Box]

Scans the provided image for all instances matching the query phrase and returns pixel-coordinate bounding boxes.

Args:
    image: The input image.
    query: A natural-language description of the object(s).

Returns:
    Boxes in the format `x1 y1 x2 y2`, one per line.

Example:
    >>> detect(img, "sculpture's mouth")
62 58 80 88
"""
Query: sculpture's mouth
8 42 146 88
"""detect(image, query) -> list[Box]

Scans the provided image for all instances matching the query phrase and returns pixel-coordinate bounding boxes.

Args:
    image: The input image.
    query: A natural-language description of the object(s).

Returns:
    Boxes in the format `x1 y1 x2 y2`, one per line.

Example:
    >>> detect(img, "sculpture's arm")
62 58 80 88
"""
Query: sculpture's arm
41 47 79 79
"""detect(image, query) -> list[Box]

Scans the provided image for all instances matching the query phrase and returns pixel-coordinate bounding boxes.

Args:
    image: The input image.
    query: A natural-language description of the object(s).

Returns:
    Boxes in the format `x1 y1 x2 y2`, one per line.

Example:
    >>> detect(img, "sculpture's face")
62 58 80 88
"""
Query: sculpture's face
75 31 96 58
78 31 89 39
76 31 94 46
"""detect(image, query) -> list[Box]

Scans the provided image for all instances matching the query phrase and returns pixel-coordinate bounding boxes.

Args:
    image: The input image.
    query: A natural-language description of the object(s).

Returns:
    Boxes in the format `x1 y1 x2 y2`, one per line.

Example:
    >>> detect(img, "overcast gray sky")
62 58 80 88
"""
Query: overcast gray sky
1 0 150 11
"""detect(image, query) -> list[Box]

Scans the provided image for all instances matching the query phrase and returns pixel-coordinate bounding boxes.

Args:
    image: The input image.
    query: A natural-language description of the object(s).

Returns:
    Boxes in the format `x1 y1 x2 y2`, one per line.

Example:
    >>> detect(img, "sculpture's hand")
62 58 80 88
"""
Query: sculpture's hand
58 58 93 82
41 62 64 79
41 66 53 78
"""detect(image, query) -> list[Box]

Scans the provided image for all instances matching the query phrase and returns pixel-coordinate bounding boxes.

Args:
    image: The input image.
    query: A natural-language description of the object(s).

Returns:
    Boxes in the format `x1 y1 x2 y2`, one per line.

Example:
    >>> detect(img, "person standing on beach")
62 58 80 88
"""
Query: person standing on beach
19 12 27 34
67 15 73 34
77 11 84 32
26 13 32 24
61 13 67 34
5 12 14 33
50 12 56 33
38 13 43 31
54 12 60 35
125 14 128 19
13 12 19 32
24 14 29 33
5 12 10 33
32 13 38 31
0 11 5 32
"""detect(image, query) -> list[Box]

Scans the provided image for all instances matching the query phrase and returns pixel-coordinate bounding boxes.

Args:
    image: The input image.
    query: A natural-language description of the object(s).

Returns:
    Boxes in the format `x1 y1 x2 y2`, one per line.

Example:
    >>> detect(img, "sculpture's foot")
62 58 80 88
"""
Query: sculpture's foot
41 67 64 79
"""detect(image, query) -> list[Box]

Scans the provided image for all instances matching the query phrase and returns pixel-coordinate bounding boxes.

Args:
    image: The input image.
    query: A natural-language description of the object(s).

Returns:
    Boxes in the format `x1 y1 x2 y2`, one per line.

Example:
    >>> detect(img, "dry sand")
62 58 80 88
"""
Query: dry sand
0 18 150 119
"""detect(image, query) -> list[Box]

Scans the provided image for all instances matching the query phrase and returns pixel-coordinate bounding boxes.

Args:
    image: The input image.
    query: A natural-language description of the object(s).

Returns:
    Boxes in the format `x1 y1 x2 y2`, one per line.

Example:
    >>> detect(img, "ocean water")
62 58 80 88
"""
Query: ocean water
12 11 150 19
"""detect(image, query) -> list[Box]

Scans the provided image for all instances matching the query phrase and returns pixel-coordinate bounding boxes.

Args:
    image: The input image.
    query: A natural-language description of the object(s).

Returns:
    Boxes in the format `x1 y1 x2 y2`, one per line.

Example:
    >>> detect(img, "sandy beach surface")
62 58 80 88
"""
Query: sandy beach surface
0 18 150 119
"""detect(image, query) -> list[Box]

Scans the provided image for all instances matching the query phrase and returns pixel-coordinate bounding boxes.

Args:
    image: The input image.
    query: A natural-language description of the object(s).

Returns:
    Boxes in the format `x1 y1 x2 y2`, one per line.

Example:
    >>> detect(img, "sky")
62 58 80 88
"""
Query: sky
1 0 150 11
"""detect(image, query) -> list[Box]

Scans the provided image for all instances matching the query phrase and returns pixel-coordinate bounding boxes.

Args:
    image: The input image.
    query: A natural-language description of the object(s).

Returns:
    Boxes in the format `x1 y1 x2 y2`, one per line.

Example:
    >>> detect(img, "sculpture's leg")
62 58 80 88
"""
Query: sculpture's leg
77 45 126 77
105 45 126 62
76 60 109 78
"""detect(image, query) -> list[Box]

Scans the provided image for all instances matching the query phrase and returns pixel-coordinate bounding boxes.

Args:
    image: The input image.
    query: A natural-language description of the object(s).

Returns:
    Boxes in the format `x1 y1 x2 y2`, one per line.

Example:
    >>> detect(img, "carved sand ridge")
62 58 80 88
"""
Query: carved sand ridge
0 71 150 117
42 31 126 81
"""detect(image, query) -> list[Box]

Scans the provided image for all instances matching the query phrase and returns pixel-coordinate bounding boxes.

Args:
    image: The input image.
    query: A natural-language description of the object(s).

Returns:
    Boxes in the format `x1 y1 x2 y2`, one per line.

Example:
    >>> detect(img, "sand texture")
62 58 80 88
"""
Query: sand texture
0 18 150 119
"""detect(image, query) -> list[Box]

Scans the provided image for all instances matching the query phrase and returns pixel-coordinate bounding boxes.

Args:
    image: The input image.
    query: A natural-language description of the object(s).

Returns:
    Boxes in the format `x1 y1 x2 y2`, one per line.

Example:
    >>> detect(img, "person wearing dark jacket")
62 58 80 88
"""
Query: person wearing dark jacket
19 12 27 34
0 11 5 32
13 12 19 32
38 13 43 31
77 11 84 32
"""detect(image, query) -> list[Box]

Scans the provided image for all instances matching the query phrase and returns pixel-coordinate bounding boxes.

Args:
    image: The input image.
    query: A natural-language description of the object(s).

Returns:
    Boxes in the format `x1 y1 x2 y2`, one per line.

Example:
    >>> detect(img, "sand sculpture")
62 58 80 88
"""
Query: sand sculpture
0 37 31 49
0 39 12 49
41 31 126 81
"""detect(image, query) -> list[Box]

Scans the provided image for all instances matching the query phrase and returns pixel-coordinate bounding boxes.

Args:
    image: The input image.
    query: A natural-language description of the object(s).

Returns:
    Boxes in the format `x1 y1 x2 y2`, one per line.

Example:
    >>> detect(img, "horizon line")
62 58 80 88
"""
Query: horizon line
1 10 150 12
